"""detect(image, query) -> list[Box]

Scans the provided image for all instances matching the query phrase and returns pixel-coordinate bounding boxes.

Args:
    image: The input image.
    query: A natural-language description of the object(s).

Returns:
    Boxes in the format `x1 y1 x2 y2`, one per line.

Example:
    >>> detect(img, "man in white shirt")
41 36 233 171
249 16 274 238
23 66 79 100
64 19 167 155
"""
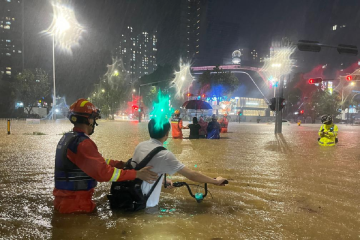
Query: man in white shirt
131 118 228 208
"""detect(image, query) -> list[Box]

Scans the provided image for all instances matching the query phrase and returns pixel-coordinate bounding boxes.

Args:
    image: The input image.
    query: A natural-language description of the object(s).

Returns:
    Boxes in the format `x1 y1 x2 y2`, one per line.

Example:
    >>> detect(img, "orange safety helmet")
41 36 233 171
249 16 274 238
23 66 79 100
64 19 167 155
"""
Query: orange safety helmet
68 98 100 124
224 113 228 117
174 109 180 115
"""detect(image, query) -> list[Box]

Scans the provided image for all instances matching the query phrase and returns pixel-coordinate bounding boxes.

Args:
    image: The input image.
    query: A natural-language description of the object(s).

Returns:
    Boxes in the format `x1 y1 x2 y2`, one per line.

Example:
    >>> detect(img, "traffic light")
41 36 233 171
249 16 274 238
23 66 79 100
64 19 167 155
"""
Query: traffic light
269 97 286 111
346 75 353 81
279 98 286 110
201 94 206 98
269 98 276 111
299 110 304 115
308 78 322 84
239 111 243 116
297 40 321 52
132 105 138 111
187 93 193 97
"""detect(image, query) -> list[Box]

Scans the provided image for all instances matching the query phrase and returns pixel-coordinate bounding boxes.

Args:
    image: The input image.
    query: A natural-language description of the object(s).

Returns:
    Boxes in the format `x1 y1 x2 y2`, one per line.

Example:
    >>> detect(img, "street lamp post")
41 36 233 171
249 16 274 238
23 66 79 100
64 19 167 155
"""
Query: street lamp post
52 34 56 120
44 3 84 120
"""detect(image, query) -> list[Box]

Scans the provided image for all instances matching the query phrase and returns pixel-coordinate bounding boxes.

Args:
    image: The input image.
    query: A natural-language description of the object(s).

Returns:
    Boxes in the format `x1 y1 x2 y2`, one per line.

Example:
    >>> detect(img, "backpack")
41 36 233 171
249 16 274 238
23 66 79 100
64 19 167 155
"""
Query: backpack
107 146 166 211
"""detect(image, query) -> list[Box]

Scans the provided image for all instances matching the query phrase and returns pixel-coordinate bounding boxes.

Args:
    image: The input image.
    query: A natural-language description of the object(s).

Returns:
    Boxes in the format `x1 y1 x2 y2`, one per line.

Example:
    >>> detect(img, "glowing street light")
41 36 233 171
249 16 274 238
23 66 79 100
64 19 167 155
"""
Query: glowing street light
102 89 105 93
43 3 84 120
133 89 136 92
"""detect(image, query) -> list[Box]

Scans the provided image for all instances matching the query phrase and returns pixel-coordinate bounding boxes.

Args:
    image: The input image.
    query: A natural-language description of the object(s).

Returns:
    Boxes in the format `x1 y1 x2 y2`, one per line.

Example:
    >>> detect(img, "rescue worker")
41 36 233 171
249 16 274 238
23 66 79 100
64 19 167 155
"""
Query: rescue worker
171 110 183 139
318 115 338 147
206 114 221 139
53 98 158 213
219 113 229 133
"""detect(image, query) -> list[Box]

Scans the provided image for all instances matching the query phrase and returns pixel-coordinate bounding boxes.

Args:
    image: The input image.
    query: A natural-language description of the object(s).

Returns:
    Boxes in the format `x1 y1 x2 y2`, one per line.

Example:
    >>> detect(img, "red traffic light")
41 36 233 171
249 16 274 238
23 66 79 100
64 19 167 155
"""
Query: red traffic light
132 105 138 111
346 75 353 81
187 93 193 97
308 78 322 84
299 110 304 114
201 94 205 98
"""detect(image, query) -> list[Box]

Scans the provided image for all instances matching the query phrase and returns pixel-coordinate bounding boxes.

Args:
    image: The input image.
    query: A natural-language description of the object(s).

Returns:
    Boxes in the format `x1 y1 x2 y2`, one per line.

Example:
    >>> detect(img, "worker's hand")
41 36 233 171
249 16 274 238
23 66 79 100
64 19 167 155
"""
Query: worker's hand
214 177 228 186
136 166 158 183
114 161 125 169
164 179 174 189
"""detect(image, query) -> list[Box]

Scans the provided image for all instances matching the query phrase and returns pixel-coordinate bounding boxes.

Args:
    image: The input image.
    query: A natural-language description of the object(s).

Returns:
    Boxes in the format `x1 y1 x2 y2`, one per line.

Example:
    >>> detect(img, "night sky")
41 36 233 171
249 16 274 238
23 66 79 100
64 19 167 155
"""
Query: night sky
23 0 360 103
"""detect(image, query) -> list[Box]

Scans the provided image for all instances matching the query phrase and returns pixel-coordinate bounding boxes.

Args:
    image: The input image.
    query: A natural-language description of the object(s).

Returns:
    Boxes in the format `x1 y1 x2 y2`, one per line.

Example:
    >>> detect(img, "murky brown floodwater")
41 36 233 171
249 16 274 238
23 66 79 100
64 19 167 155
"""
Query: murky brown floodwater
0 119 359 239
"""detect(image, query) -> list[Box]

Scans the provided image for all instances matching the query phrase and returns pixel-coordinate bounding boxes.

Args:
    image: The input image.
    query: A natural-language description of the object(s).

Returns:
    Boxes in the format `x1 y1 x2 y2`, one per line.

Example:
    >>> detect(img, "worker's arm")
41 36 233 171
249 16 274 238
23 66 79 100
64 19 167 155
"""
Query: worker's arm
67 139 136 182
177 166 227 186
327 125 338 137
68 140 158 183
104 158 125 169
179 119 183 129
318 126 324 137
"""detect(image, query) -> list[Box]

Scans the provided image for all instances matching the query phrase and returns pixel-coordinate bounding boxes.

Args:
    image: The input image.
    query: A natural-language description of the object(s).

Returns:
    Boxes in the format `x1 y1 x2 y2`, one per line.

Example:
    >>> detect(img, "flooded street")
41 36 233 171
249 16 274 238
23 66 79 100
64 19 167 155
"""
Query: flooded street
0 120 359 239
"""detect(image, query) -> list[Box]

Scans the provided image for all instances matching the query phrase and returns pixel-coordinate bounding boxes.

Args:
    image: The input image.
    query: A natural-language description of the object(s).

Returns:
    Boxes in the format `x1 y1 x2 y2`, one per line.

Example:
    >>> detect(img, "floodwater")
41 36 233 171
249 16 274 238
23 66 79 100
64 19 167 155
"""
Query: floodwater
0 119 359 240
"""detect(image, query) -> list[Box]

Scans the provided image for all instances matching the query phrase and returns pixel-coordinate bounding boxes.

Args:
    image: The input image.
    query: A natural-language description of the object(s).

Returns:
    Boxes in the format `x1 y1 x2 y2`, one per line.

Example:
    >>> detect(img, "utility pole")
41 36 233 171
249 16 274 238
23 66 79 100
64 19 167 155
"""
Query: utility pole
275 75 284 134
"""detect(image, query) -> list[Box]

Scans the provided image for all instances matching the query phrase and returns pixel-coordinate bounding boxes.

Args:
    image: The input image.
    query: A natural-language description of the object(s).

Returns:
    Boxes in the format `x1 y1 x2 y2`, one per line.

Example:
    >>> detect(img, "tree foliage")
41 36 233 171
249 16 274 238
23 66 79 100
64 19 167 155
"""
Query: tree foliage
91 69 129 119
138 65 180 109
309 90 341 118
14 69 50 116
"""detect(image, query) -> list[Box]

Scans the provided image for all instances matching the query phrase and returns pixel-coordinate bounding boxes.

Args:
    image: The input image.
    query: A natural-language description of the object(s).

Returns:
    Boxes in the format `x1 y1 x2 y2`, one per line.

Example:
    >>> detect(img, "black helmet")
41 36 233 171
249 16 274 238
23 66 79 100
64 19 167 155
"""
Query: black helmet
321 115 332 124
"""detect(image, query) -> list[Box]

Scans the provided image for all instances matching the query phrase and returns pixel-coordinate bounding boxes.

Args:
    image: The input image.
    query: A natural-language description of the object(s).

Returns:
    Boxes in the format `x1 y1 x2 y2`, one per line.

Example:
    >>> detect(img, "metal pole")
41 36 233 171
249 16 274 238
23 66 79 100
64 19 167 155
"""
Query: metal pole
138 86 141 123
52 34 56 120
275 75 284 134
7 119 10 135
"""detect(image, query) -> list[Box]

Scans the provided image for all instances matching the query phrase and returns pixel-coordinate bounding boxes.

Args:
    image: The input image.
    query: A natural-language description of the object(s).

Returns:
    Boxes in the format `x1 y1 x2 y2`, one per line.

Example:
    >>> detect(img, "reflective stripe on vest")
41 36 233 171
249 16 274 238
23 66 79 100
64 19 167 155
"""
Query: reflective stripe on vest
54 132 97 191
105 158 111 165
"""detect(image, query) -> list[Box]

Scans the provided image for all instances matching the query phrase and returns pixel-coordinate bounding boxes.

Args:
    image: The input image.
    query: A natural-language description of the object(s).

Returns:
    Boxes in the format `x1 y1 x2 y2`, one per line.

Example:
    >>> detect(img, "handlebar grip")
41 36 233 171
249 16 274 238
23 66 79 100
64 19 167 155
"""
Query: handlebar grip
222 180 229 185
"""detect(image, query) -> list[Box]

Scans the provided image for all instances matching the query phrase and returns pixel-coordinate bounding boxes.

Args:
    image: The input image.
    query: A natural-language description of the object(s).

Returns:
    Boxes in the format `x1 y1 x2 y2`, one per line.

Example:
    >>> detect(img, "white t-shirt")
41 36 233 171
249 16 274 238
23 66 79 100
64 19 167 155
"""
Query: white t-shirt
131 138 185 207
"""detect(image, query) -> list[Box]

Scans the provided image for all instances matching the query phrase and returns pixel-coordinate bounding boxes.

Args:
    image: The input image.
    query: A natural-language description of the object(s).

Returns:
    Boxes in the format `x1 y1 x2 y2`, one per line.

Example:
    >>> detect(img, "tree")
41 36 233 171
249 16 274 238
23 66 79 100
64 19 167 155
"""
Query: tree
198 66 239 114
138 65 179 109
14 69 50 116
91 58 129 119
0 74 17 117
308 89 341 119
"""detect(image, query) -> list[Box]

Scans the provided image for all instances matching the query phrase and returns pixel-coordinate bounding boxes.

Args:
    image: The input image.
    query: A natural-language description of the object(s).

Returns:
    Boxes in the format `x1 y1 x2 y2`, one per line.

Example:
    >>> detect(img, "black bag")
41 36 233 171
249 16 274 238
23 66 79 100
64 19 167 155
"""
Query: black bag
107 146 166 211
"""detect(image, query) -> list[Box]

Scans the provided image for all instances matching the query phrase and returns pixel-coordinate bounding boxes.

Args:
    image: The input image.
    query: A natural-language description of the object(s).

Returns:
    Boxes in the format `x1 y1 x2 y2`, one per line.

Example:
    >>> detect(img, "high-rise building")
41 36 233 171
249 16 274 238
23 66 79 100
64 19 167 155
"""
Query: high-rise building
179 0 208 63
114 26 157 80
0 0 24 80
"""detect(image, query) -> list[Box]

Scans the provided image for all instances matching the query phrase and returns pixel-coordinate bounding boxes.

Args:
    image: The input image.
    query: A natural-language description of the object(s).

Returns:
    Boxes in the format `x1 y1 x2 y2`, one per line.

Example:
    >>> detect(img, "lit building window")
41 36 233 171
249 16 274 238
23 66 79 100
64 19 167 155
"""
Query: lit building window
332 25 337 30
6 21 11 25
6 53 11 56
4 25 10 29
6 40 11 42
6 71 11 75
7 0 11 2
6 67 11 70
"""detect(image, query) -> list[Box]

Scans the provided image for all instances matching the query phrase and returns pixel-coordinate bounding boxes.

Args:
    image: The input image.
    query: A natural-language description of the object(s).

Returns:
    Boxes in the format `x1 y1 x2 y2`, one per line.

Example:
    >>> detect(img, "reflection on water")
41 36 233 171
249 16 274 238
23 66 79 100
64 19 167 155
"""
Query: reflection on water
0 120 359 239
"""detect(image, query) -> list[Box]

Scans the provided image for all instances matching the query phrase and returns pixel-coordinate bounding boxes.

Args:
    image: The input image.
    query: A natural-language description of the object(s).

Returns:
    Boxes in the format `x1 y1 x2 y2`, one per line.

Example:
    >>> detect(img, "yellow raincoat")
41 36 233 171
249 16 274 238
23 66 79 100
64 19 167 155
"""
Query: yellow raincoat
318 124 338 146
